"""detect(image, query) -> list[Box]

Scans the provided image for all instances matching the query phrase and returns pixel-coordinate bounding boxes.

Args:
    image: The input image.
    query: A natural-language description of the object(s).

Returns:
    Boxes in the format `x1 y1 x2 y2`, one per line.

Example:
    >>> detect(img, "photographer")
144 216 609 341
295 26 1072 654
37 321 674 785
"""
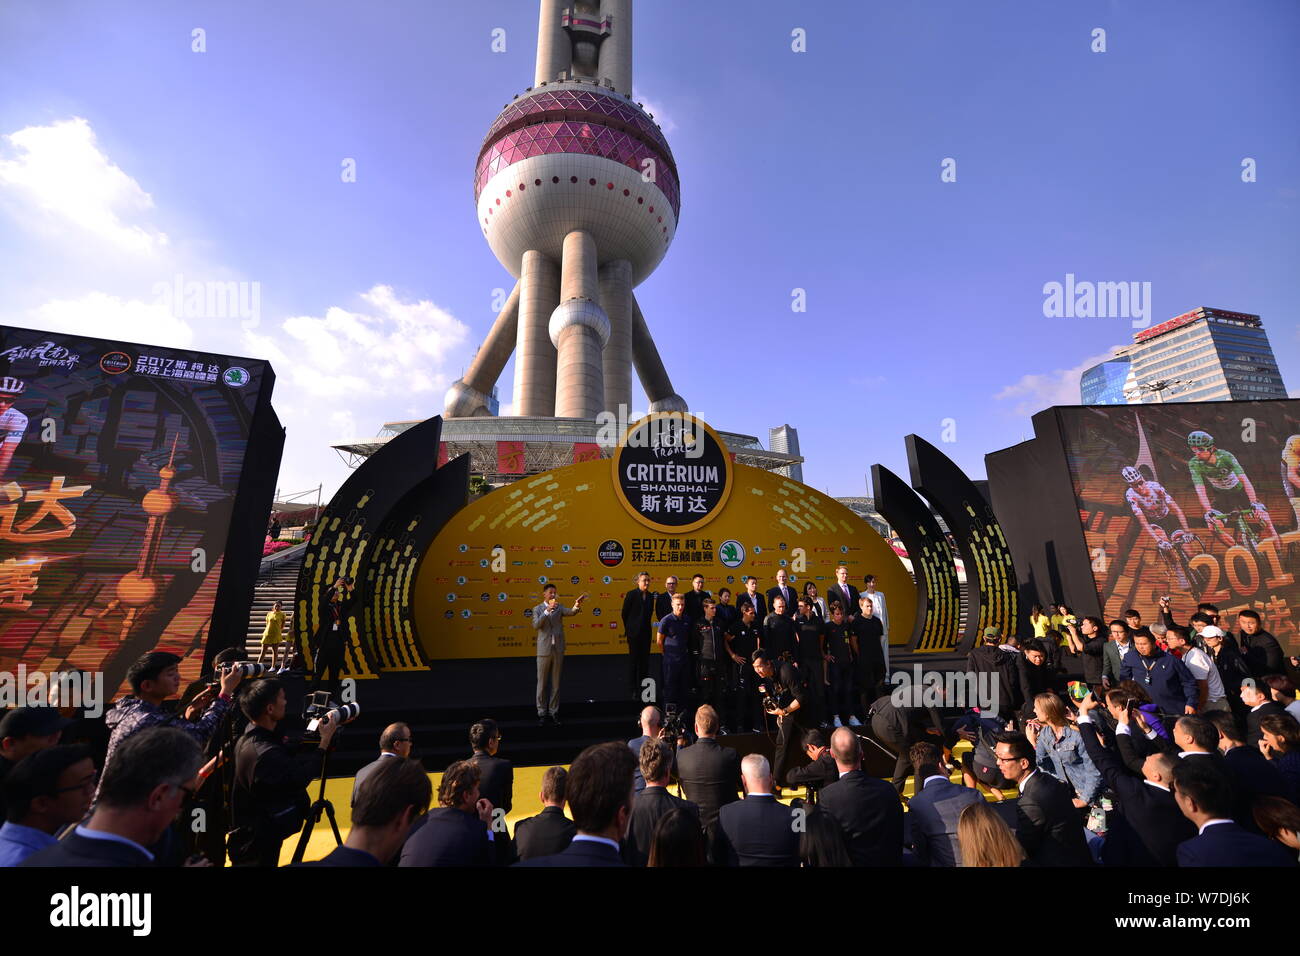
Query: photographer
229 678 338 867
751 649 808 793
312 576 355 699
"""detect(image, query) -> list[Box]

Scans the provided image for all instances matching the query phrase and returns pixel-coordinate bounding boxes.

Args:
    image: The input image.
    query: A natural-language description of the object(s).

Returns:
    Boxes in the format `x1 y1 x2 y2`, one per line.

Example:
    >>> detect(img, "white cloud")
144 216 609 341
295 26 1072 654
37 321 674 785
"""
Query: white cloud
995 346 1126 416
0 117 168 255
267 284 470 399
633 89 677 133
22 292 194 348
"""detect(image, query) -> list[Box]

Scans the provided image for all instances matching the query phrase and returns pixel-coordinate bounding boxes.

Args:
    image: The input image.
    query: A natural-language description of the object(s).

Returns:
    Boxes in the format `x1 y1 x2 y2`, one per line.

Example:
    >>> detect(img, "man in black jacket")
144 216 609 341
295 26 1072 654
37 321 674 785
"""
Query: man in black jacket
736 576 767 620
713 754 800 866
22 727 201 867
675 704 740 835
302 757 431 867
752 650 808 789
785 728 838 792
868 689 944 795
0 707 69 827
230 678 338 867
1238 609 1285 682
766 569 797 620
1077 694 1193 866
966 627 1022 722
400 760 497 866
512 766 575 861
994 732 1092 866
1172 758 1297 867
853 596 887 715
1241 680 1287 747
468 718 513 863
1203 711 1292 831
516 742 637 867
622 739 699 866
817 727 904 866
621 572 657 700
725 603 764 733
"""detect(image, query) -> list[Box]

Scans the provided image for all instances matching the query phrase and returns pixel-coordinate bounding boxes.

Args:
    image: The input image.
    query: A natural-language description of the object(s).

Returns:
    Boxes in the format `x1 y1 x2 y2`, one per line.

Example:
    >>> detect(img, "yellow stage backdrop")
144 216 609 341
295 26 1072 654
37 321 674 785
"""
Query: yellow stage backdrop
413 417 913 659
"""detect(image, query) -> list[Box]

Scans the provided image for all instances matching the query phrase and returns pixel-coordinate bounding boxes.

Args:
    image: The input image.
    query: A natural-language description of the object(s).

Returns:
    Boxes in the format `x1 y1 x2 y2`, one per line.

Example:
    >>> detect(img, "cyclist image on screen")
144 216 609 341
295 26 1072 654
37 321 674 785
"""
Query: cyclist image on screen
0 376 29 478
1282 433 1300 529
1123 465 1192 548
1185 430 1277 549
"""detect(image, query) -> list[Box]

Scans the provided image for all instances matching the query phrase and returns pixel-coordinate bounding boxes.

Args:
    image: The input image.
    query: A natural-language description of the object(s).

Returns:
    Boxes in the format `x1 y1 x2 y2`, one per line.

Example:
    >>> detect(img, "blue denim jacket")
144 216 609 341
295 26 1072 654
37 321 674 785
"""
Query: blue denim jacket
1035 723 1104 804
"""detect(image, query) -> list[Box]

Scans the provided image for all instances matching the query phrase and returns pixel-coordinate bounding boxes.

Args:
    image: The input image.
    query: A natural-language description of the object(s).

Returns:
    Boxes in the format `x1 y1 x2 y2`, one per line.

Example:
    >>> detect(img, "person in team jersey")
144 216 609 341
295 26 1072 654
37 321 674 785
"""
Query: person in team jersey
1185 430 1277 548
0 377 30 478
1122 465 1193 551
1281 434 1300 530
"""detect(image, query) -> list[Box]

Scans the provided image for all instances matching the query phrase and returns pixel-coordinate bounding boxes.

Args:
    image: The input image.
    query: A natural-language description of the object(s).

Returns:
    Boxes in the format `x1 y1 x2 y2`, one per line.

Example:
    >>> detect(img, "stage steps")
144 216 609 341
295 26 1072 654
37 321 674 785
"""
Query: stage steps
242 544 306 660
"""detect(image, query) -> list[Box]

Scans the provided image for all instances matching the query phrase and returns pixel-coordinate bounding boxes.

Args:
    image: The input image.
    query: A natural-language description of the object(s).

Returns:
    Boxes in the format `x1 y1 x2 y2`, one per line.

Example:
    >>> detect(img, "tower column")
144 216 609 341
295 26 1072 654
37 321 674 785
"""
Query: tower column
550 231 610 418
631 294 687 412
445 280 520 417
599 0 633 94
535 0 570 85
598 258 633 416
514 250 560 417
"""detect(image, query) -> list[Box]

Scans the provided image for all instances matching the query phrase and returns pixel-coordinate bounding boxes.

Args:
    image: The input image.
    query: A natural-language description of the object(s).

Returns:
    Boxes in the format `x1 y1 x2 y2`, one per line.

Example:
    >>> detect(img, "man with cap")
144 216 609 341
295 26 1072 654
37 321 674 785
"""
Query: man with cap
0 707 71 826
965 626 1022 722
1168 627 1230 713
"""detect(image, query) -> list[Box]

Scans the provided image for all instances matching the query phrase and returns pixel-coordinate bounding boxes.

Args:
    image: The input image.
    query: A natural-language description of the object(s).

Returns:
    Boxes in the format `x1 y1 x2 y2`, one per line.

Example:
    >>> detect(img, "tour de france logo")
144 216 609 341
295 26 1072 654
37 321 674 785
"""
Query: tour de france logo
611 413 732 534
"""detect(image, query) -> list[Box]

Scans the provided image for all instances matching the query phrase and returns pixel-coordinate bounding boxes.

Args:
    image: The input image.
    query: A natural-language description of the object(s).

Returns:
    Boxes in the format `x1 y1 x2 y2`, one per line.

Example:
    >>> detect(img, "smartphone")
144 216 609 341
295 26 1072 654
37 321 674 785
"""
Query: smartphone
1067 680 1089 702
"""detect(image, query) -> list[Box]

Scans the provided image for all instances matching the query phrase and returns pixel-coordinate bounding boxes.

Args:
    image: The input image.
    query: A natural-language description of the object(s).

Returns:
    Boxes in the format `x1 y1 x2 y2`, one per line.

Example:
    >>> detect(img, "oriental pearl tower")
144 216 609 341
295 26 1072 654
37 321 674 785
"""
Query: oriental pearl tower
444 0 687 421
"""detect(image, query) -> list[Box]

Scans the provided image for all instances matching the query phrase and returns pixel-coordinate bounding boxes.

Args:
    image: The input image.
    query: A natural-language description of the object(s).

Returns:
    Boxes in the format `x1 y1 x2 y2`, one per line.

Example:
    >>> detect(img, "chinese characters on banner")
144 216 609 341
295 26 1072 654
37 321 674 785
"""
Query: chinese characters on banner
497 441 525 475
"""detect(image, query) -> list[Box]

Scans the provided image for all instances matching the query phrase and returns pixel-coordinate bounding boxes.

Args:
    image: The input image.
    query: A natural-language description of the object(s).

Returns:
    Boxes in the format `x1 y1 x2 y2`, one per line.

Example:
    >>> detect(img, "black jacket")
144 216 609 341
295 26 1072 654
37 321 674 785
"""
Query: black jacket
469 751 514 816
512 805 575 861
1240 629 1285 682
675 737 740 833
1246 702 1286 748
966 645 1020 716
231 725 317 840
736 591 767 619
399 807 493 867
762 614 797 661
817 769 904 866
21 830 154 867
1177 821 1297 867
515 837 625 867
1222 744 1292 829
786 753 839 790
713 794 800 866
1079 723 1194 866
827 583 859 619
297 845 383 867
1014 771 1093 866
766 584 798 618
621 588 656 641
654 592 677 621
622 786 699 866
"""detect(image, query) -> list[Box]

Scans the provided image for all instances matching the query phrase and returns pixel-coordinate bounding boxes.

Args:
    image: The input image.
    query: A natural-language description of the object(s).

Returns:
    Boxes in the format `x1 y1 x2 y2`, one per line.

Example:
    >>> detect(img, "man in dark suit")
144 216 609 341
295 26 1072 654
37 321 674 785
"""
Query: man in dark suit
905 741 981 867
675 704 740 836
786 728 838 792
621 572 657 700
351 722 412 806
512 766 575 861
817 727 904 866
1237 609 1285 682
1172 757 1296 866
303 757 431 866
516 742 638 867
623 739 699 866
766 569 797 620
1077 695 1194 866
399 760 496 866
713 754 800 866
0 706 70 827
1241 680 1286 748
629 706 671 792
828 565 859 624
468 718 513 864
736 576 767 621
22 727 201 867
1204 711 1292 830
994 732 1093 866
654 575 679 622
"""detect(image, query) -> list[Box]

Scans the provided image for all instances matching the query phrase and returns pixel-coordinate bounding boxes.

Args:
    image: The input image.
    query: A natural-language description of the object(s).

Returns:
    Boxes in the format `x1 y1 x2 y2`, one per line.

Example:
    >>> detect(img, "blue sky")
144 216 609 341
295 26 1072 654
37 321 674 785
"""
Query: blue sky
1 0 1296 500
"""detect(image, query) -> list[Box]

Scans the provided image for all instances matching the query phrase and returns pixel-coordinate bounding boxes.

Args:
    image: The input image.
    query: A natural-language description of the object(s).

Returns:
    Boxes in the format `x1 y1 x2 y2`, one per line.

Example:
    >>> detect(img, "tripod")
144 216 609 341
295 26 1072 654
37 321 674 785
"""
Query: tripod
291 743 343 863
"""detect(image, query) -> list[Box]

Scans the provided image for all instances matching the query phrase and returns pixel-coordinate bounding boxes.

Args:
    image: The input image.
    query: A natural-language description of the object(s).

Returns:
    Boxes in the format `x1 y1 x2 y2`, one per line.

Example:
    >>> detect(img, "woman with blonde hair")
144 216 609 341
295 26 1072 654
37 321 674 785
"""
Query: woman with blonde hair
957 800 1025 867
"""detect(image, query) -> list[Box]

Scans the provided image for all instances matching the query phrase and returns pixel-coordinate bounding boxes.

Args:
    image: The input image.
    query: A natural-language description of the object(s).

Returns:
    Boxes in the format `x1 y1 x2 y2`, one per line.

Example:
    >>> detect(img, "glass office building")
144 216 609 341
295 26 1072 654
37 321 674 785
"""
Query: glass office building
1080 357 1131 404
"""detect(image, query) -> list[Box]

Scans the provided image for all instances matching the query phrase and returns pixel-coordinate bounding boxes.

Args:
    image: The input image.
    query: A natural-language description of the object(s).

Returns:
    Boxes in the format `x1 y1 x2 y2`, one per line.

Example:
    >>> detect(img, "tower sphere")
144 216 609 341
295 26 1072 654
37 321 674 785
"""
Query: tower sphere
475 81 680 287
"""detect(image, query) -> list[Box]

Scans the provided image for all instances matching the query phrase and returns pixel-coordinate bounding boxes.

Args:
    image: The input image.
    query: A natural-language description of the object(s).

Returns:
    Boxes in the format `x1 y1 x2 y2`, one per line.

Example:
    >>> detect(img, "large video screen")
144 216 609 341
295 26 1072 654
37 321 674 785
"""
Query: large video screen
1059 400 1300 650
0 327 272 696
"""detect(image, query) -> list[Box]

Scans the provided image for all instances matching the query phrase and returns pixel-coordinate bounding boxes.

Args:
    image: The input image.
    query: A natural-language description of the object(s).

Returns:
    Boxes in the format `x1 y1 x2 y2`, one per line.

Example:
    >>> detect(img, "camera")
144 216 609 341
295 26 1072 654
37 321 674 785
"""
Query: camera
303 691 361 733
219 661 275 679
663 705 688 741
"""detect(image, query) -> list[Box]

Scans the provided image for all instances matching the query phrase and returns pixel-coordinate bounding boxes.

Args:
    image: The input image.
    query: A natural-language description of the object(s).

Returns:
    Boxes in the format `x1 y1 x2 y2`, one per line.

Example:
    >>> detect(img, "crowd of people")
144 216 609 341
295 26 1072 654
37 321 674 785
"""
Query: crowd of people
2 587 1299 868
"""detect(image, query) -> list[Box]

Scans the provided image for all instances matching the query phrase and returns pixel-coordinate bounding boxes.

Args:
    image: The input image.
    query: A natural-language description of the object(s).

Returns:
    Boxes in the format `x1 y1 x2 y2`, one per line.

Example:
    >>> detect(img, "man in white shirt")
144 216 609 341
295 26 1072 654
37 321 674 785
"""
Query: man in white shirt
0 377 29 478
1167 628 1228 713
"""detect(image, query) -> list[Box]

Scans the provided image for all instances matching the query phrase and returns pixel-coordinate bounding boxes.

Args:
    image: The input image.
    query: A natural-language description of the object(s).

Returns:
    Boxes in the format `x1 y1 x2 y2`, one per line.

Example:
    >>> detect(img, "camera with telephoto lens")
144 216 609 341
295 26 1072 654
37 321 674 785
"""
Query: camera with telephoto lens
218 661 275 679
303 691 361 734
663 705 688 741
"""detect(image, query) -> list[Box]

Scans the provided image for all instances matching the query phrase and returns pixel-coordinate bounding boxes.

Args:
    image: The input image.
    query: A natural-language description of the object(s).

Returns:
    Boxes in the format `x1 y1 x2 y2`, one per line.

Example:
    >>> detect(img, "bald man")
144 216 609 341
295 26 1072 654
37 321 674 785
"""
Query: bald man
712 754 800 866
628 706 673 792
352 722 412 806
817 727 904 866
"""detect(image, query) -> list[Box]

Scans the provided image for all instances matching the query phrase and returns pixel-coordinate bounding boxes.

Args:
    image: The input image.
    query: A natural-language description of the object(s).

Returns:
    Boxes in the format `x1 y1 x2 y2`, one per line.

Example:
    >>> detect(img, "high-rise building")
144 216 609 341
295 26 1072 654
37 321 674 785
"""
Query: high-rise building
1079 357 1131 405
768 425 803 482
1109 307 1288 403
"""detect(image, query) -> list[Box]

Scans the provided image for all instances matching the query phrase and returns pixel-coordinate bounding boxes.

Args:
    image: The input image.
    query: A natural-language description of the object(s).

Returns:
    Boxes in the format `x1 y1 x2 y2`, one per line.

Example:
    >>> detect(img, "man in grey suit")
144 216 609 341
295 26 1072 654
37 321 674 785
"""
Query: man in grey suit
351 722 412 806
1101 620 1134 690
905 741 981 866
532 584 586 725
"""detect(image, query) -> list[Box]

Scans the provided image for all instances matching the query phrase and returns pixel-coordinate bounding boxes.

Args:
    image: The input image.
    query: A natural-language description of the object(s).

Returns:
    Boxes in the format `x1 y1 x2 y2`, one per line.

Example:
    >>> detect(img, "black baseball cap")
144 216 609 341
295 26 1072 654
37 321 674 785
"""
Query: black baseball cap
0 707 72 740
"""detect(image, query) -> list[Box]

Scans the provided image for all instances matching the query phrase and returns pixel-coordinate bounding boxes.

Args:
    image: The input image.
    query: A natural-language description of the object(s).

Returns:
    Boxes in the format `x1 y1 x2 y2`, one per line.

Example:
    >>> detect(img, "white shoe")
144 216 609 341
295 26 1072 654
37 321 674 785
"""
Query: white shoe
832 715 843 728
848 715 862 727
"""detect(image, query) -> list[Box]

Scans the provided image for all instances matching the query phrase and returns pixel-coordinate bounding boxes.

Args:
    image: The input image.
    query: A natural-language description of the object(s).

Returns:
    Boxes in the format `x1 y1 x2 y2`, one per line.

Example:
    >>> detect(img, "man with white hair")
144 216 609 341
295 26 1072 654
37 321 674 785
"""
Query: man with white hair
712 754 800 866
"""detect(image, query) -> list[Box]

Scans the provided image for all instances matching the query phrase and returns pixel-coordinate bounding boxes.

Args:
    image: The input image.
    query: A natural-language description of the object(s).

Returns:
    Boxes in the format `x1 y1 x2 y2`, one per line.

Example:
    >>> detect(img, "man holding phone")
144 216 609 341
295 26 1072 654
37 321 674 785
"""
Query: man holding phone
532 584 586 726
